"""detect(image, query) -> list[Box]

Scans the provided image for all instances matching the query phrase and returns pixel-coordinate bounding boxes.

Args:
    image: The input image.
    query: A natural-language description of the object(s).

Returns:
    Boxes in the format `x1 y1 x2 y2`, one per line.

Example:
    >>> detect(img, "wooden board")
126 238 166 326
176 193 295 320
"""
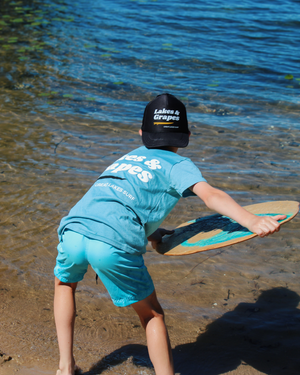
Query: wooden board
156 201 299 256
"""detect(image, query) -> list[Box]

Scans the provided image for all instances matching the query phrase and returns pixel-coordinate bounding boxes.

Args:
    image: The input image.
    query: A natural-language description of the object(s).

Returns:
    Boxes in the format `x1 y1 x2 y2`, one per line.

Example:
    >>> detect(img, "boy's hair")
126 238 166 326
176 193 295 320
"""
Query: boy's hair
141 93 190 149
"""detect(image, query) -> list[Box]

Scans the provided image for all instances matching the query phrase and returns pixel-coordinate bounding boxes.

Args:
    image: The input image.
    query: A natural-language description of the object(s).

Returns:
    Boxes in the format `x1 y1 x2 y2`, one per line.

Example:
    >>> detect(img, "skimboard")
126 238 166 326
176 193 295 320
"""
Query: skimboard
156 201 299 256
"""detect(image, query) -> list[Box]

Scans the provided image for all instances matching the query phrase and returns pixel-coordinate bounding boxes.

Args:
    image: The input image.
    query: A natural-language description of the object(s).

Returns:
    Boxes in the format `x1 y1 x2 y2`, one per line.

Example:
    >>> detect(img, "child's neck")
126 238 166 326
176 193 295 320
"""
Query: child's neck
155 146 178 153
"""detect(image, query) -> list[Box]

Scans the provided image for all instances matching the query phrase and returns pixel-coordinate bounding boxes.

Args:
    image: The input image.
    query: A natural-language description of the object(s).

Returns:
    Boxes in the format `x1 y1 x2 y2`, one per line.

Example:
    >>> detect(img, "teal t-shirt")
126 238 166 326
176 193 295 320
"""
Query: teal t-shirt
58 146 206 254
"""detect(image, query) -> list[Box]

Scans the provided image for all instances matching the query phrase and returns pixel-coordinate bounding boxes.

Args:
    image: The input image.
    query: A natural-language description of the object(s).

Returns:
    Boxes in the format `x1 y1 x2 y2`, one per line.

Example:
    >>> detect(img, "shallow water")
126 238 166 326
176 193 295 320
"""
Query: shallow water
1 0 300 374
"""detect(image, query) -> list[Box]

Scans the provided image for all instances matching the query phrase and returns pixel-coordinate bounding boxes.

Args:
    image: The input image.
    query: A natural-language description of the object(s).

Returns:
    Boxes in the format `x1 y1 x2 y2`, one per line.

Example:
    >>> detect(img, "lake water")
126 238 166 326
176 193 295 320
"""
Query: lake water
1 0 300 374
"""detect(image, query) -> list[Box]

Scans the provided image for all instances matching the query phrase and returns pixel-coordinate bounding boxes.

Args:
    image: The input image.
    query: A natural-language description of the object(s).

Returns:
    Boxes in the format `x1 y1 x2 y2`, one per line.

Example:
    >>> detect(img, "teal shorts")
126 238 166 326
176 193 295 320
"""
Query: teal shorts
54 230 154 307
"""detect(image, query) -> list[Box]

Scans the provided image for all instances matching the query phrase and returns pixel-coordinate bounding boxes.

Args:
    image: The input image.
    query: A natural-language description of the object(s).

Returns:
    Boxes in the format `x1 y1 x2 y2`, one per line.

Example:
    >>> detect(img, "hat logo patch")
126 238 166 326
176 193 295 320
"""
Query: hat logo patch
153 108 180 126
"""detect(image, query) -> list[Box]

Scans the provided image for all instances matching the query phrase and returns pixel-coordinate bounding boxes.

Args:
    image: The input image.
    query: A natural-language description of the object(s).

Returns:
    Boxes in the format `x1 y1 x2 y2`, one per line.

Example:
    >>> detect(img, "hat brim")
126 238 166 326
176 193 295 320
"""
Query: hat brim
142 131 189 148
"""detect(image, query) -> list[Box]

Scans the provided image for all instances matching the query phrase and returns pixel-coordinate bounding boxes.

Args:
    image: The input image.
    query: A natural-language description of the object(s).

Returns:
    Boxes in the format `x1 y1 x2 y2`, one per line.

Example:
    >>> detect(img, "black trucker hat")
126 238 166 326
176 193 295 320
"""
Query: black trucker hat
141 93 190 148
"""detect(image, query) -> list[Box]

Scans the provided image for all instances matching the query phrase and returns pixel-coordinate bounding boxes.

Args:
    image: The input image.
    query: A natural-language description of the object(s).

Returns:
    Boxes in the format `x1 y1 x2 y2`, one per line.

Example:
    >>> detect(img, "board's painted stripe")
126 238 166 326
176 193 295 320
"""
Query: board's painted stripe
182 213 291 248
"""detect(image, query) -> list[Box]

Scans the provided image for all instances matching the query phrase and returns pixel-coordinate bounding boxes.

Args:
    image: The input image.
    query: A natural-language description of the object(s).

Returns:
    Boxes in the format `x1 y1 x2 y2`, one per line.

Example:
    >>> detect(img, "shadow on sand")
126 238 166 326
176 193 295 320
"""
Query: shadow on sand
82 287 300 375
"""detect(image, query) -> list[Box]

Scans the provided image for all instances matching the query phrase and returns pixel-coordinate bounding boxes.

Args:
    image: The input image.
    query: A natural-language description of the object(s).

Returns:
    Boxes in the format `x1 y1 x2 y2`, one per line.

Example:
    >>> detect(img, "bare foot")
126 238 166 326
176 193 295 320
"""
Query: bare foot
56 365 81 375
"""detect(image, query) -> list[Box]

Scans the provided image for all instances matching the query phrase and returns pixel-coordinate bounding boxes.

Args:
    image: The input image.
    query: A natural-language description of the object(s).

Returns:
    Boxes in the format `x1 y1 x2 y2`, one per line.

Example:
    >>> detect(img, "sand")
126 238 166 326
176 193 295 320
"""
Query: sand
1 229 300 375
1 115 299 375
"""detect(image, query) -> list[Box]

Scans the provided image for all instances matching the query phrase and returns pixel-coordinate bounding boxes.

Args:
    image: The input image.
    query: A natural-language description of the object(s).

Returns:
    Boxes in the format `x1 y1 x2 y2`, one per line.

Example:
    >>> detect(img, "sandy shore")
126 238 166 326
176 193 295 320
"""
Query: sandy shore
1 105 299 374
1 236 300 375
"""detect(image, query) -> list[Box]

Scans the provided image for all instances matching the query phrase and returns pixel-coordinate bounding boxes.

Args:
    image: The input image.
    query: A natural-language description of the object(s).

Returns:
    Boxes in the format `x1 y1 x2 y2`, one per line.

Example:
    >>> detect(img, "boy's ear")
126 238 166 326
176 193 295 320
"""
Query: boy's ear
139 129 142 136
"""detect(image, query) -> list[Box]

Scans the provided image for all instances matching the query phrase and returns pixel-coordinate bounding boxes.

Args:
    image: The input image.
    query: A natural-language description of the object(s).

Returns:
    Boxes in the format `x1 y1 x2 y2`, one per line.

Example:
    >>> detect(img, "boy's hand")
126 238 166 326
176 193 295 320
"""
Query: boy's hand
247 214 286 237
147 228 174 250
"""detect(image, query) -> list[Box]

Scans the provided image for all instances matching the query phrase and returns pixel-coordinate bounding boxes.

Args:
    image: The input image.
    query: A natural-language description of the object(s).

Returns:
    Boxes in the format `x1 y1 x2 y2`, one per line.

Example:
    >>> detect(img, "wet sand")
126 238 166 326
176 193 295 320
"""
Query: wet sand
1 224 300 375
1 114 300 375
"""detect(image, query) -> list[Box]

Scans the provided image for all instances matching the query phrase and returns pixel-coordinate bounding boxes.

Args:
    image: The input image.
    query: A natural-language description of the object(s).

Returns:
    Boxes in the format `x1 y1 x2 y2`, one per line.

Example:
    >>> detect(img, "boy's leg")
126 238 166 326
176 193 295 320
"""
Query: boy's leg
54 276 78 375
132 290 174 375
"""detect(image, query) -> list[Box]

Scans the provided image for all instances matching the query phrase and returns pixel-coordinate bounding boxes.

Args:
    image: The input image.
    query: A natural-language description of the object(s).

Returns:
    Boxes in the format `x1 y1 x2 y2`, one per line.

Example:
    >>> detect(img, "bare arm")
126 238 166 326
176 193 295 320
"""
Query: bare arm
190 181 286 237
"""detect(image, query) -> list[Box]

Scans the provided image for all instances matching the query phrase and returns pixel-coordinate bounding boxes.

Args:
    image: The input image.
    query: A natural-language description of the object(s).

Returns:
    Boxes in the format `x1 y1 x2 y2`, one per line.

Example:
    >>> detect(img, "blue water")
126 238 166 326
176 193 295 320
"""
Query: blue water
1 0 300 129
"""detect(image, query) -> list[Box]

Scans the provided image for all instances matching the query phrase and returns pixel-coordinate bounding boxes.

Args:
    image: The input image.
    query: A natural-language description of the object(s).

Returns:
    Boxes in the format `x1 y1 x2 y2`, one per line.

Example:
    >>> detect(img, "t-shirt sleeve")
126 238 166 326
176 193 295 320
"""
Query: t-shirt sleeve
169 159 206 198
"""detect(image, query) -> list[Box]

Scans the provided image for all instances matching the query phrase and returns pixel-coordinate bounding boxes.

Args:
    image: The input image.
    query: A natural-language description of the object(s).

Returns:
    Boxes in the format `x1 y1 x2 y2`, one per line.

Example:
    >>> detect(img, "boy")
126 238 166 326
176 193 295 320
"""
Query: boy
54 93 284 375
